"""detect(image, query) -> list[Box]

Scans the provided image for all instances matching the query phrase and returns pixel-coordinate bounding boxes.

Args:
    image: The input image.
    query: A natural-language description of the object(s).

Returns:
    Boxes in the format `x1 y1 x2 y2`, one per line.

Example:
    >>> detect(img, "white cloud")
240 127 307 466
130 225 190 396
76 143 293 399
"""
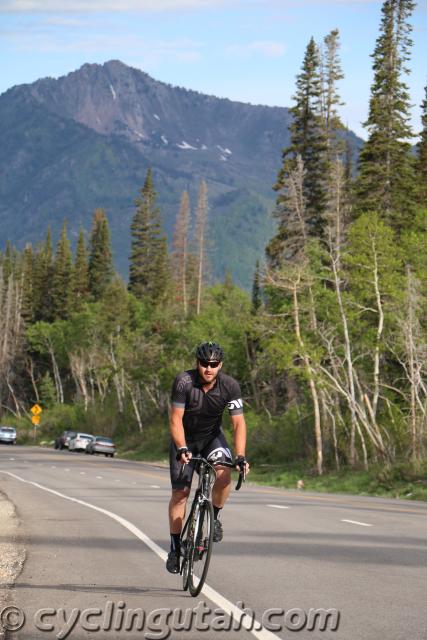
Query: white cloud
0 0 232 12
0 0 382 13
2 24 203 64
227 40 285 59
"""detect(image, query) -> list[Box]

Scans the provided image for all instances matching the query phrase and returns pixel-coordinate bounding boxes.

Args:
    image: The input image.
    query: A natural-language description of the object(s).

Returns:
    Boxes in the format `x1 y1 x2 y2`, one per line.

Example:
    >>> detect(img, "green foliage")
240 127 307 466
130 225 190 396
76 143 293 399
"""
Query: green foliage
416 85 427 204
21 244 34 322
39 372 56 408
88 208 113 300
72 228 90 308
33 228 54 321
128 168 170 304
355 0 417 228
51 221 73 320
244 407 309 464
271 37 328 257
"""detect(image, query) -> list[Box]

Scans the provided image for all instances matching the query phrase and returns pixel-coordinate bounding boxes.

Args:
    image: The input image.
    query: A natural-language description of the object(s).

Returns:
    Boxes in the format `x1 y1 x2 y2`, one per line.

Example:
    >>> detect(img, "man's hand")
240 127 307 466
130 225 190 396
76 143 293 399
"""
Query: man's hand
235 455 249 476
176 447 192 464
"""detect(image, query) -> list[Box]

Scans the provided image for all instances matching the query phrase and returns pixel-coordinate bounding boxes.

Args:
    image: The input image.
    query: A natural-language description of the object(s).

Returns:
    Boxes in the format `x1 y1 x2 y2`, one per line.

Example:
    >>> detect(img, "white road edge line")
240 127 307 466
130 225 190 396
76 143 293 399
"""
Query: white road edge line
266 504 290 510
96 476 103 479
341 519 372 527
1 470 279 640
150 485 161 489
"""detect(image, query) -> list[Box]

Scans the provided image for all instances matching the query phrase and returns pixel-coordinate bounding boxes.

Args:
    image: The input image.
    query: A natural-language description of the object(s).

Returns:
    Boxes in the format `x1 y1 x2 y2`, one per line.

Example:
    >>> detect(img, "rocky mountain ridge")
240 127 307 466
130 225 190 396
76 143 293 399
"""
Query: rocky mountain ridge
0 60 359 288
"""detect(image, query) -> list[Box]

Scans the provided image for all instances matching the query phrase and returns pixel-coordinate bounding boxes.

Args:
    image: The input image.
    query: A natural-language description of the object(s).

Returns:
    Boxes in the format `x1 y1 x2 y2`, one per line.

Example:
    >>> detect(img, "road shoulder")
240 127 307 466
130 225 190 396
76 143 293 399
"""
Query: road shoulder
0 489 25 639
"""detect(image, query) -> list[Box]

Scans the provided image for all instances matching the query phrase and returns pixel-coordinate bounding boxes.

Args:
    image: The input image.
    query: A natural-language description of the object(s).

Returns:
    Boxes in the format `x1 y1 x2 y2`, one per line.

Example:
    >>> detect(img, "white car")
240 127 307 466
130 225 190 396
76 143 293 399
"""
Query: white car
0 426 16 445
68 433 94 452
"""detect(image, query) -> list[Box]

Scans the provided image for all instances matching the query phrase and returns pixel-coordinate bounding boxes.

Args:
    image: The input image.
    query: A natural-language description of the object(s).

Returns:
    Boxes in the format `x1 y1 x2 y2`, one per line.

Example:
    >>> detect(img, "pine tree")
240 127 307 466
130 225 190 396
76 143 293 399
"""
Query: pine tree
172 190 191 315
2 241 13 288
51 220 73 320
128 168 169 303
39 371 56 408
269 37 328 268
73 228 90 306
21 243 34 322
355 0 417 229
251 260 262 314
321 28 345 152
416 84 427 204
33 228 54 321
88 208 113 301
195 179 208 315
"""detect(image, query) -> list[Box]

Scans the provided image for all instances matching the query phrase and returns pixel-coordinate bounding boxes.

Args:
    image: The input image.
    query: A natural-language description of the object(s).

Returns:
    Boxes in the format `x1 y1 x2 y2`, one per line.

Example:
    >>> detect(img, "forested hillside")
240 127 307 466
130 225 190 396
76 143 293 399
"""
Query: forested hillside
1 0 426 496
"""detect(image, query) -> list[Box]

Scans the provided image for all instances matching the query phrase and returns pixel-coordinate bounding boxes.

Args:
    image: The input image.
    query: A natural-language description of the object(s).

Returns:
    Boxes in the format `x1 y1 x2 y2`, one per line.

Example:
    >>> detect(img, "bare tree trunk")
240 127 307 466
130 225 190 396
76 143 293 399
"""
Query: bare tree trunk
109 337 124 413
69 353 89 411
244 333 261 410
172 191 190 315
48 340 64 404
127 382 143 432
326 160 358 466
195 180 208 315
6 373 22 418
372 238 385 419
26 357 40 403
292 280 323 475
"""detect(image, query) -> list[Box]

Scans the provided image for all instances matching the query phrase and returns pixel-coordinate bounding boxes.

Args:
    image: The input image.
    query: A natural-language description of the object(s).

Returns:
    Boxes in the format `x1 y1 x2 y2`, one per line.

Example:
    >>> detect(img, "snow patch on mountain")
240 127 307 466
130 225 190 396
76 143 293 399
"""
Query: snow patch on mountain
109 84 117 100
217 145 232 155
177 141 197 150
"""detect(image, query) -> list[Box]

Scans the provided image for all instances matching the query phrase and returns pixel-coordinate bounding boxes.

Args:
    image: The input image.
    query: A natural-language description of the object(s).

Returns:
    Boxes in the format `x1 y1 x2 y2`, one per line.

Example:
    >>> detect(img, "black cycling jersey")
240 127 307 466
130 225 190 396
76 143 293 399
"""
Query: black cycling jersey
171 369 243 443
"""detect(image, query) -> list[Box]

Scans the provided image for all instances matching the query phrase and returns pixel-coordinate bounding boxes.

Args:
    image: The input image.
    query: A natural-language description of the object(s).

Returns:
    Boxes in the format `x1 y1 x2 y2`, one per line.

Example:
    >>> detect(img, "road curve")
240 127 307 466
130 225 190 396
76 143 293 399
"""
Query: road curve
0 446 426 640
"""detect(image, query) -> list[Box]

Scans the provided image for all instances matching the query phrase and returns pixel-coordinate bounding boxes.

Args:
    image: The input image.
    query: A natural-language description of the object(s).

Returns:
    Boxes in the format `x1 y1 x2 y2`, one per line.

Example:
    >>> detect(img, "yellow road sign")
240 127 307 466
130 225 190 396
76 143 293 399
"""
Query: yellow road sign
31 404 42 416
31 415 41 425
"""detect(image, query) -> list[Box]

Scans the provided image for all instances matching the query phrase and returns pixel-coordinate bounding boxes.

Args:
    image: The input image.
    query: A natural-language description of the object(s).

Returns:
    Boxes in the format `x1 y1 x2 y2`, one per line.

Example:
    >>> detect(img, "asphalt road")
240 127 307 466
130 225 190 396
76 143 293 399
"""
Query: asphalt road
0 446 426 640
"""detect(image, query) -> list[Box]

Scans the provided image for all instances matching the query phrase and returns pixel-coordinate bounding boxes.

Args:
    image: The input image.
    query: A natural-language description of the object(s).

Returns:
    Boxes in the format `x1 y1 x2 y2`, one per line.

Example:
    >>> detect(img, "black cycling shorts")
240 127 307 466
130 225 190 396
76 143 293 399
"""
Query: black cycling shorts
169 430 233 490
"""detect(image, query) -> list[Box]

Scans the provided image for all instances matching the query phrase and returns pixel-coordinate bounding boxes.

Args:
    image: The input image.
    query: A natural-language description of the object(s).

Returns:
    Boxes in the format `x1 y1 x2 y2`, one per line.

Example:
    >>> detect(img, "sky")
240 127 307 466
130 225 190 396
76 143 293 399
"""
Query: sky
0 0 426 139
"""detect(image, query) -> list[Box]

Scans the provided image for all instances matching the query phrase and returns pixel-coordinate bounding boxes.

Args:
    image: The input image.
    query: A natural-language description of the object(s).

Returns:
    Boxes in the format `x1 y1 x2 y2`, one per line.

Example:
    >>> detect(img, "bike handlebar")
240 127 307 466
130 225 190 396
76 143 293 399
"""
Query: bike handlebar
177 455 246 490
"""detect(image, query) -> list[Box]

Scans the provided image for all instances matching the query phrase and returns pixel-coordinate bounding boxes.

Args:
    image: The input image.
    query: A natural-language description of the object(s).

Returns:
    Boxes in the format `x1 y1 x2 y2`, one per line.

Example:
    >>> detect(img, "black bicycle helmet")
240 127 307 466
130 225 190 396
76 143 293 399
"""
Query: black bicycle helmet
195 341 224 362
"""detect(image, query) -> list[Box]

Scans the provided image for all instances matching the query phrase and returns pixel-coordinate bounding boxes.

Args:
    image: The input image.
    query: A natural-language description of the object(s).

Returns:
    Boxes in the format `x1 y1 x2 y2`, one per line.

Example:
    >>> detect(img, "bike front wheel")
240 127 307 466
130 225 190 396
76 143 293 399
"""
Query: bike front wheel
188 500 214 597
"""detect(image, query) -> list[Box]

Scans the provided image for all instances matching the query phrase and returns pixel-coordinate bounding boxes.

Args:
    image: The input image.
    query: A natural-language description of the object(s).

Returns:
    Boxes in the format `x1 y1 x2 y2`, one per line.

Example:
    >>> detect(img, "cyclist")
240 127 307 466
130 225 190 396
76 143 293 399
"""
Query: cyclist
166 341 249 573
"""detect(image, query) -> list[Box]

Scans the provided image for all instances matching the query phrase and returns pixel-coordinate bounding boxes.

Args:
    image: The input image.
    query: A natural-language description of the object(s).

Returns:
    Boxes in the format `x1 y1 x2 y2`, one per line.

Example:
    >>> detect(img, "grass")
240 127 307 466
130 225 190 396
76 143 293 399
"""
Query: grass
247 463 427 502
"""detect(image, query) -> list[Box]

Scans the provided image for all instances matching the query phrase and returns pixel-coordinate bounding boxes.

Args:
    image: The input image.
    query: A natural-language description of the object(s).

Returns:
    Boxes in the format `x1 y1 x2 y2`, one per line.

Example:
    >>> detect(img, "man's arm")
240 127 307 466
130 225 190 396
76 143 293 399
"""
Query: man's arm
170 406 186 448
170 406 191 463
230 413 246 457
230 413 250 474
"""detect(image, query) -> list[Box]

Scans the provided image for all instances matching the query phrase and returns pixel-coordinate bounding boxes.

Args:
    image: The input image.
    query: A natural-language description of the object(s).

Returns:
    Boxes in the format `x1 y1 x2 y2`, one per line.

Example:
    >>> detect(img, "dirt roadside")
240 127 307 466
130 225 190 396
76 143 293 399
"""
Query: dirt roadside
0 490 25 639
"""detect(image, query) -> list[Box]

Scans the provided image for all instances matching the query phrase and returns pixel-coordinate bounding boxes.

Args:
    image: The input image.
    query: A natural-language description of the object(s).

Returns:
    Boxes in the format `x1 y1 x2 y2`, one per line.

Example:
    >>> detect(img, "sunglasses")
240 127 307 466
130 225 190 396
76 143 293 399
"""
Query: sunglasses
198 360 221 369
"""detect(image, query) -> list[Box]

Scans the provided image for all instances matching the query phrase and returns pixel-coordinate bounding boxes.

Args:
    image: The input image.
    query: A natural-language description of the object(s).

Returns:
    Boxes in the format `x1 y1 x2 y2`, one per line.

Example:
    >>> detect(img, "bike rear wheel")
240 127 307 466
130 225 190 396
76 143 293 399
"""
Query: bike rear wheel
188 500 214 597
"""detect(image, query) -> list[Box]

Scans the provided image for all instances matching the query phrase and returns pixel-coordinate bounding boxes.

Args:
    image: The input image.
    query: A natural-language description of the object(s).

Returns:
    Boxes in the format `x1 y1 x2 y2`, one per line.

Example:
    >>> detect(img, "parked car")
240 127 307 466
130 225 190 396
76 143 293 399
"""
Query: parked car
86 436 116 458
68 433 94 452
0 426 17 445
54 430 77 450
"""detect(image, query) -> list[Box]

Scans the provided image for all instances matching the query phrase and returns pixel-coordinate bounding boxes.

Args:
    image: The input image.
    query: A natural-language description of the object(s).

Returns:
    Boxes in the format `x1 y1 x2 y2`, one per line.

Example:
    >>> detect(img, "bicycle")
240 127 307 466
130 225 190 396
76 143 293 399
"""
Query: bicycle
178 455 245 597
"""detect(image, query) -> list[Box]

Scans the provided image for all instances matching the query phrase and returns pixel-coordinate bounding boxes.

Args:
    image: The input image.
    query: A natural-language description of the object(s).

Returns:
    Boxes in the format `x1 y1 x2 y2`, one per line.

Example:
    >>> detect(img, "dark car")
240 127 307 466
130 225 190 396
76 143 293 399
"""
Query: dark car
54 430 77 450
86 436 116 458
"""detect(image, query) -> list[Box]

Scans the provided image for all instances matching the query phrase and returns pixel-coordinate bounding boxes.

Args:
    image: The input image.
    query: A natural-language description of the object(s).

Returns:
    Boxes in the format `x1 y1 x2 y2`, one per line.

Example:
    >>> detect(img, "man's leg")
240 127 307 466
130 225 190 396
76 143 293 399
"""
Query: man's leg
203 432 233 542
167 441 193 573
212 466 232 509
168 488 190 534
211 466 231 542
